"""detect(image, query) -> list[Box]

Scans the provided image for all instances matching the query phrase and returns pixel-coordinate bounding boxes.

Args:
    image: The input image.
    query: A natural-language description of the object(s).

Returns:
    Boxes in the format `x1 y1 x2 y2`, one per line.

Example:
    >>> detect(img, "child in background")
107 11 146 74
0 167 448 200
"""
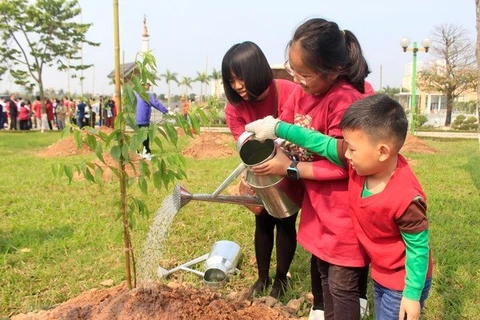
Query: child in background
246 94 433 320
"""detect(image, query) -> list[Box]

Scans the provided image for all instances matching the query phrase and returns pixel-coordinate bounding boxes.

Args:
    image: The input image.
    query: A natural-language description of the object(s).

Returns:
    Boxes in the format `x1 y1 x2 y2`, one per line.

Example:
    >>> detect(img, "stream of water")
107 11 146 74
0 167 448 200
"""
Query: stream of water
137 189 181 281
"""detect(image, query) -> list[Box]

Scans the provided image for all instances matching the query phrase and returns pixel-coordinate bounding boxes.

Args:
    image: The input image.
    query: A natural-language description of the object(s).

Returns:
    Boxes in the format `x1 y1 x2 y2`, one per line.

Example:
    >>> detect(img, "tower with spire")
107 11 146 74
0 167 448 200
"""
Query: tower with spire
142 15 150 53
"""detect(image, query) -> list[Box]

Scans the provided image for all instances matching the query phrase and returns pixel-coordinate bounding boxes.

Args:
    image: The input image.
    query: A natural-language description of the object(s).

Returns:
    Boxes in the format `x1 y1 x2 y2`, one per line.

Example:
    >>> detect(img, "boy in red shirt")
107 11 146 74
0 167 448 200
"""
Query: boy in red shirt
246 94 433 320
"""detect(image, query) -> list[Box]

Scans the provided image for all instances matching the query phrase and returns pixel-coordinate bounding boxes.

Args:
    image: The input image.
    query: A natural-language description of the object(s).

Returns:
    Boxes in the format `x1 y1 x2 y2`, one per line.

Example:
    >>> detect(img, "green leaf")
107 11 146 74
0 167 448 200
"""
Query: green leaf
163 122 178 145
95 144 105 164
189 111 201 135
84 168 95 183
153 171 163 190
73 130 82 149
64 165 73 184
111 145 122 161
138 176 148 194
95 167 103 186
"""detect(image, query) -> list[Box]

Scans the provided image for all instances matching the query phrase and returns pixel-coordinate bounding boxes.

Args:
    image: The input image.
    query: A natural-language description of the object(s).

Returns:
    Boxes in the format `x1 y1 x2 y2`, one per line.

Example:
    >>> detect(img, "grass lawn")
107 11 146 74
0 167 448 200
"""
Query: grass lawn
0 131 479 319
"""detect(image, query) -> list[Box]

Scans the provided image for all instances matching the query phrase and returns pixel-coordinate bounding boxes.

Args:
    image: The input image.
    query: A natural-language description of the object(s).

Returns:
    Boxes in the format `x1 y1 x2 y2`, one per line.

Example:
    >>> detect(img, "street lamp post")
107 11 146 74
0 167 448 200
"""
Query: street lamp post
400 37 432 134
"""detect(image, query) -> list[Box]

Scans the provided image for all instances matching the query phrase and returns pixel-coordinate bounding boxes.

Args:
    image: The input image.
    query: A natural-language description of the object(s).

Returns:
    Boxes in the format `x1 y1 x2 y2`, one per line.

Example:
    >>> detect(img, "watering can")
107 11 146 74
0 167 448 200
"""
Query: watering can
157 240 241 285
173 132 302 218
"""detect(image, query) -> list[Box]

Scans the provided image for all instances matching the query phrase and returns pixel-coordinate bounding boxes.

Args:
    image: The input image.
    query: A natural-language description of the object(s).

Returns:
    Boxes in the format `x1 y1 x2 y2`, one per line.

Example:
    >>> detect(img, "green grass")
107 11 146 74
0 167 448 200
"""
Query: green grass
0 131 479 319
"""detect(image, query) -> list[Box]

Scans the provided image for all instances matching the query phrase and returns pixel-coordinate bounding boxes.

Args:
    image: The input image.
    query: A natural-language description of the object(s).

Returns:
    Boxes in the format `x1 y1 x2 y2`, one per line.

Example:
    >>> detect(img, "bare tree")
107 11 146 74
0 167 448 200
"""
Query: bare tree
418 24 477 125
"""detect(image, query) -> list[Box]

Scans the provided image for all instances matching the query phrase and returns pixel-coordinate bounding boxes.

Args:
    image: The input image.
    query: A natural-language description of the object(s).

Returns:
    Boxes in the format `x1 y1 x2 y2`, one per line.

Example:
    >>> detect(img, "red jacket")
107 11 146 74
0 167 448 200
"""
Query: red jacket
18 106 30 121
46 101 54 121
33 101 42 118
348 155 433 290
279 80 373 267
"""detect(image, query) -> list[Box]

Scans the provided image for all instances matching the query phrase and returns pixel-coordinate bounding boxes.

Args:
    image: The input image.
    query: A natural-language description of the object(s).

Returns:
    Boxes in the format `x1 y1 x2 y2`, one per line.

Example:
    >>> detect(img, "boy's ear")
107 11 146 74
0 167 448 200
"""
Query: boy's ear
378 143 391 162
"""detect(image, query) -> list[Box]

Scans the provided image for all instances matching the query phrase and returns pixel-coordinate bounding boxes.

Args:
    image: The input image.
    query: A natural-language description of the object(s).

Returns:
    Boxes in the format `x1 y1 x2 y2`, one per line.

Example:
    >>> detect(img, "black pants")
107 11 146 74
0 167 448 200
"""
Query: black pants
316 258 369 320
311 255 369 311
138 124 150 153
254 211 298 281
9 116 17 130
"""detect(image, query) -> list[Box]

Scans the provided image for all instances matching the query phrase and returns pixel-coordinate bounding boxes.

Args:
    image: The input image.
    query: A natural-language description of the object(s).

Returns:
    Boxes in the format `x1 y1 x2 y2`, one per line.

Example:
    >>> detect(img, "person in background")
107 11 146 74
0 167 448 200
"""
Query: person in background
46 98 54 130
76 99 86 129
0 97 6 129
104 99 115 128
247 18 373 320
7 94 18 130
181 95 190 120
91 98 100 127
33 96 42 129
55 99 67 131
18 102 30 130
135 83 168 160
245 94 433 320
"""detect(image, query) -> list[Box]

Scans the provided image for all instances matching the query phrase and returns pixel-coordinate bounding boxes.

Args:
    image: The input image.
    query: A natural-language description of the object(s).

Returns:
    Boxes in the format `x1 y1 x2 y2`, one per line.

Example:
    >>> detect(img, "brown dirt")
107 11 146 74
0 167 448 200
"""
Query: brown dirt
401 133 437 154
181 132 236 159
12 282 297 320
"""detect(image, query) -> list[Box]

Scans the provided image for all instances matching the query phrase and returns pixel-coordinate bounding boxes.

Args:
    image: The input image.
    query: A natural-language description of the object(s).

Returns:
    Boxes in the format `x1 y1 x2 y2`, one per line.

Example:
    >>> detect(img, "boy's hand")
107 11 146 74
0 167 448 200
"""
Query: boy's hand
245 116 279 141
399 297 421 320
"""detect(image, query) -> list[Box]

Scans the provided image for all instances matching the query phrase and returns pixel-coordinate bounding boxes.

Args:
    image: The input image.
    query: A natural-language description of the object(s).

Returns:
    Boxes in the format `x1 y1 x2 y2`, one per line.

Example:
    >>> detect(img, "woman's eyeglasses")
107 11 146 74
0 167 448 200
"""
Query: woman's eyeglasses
284 60 319 85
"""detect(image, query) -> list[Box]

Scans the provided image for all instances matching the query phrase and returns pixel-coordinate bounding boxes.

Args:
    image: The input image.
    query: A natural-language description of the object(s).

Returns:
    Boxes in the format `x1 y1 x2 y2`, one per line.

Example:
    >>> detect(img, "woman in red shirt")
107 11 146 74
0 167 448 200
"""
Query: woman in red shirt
251 18 374 320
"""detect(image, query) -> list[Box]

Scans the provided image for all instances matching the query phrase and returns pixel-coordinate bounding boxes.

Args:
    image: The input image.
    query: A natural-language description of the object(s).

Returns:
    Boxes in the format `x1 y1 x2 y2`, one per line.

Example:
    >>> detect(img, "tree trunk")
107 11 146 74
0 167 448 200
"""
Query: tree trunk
38 82 48 133
444 92 454 126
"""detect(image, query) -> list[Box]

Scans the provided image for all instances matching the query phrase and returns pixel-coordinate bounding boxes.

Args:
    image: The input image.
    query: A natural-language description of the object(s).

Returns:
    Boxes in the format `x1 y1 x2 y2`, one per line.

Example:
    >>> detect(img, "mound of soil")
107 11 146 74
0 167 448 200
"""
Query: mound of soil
401 134 436 154
182 132 236 159
12 282 298 320
37 127 115 158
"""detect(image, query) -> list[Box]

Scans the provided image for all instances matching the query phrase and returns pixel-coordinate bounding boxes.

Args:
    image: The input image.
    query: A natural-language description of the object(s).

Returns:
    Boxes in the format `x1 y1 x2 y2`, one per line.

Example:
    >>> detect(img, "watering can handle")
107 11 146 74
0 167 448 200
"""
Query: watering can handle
211 162 246 197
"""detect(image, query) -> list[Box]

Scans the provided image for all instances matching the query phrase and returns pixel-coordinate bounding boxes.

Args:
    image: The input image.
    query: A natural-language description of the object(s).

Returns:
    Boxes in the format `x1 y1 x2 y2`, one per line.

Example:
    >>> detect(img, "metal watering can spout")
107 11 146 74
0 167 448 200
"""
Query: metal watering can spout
174 184 263 210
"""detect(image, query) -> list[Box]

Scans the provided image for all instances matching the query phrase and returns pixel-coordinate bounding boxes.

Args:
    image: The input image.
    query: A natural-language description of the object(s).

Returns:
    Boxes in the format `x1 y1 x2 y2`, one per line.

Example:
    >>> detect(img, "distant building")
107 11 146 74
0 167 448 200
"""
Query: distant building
107 16 150 85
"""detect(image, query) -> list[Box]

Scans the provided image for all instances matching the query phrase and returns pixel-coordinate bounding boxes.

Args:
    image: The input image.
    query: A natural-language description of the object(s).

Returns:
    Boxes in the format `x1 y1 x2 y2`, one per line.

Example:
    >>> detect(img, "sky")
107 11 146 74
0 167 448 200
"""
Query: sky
0 0 476 97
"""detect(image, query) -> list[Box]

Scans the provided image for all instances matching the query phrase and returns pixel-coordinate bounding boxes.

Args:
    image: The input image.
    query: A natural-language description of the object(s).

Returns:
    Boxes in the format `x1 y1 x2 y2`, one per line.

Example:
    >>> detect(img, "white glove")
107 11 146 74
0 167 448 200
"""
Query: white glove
245 116 280 141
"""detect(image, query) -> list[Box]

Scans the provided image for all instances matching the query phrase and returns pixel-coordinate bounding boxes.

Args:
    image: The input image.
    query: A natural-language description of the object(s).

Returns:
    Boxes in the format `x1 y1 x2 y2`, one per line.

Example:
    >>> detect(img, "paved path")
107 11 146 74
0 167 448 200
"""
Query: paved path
415 131 479 139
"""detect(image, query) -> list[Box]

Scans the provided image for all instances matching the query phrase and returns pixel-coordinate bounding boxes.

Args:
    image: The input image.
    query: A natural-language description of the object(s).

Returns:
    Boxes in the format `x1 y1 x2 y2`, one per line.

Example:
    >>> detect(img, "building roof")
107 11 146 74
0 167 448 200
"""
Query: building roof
106 62 136 79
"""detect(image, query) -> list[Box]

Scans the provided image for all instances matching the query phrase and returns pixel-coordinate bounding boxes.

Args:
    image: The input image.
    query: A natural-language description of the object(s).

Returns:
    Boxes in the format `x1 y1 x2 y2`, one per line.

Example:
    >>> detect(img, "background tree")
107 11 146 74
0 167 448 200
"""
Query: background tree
195 71 209 102
160 69 178 110
209 68 222 97
179 76 193 97
0 0 98 124
418 24 477 125
377 86 402 100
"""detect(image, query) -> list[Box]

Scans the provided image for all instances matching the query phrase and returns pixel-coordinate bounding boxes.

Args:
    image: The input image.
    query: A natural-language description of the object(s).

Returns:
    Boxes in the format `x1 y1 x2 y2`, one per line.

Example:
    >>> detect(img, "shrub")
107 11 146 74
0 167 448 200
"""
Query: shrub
451 115 478 131
416 114 429 127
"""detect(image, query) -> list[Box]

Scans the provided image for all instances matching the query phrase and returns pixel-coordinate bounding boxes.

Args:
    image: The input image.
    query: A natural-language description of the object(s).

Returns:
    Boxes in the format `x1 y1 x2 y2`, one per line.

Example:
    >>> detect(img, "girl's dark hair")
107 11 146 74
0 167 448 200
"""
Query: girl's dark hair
341 94 408 152
288 18 370 93
221 41 273 105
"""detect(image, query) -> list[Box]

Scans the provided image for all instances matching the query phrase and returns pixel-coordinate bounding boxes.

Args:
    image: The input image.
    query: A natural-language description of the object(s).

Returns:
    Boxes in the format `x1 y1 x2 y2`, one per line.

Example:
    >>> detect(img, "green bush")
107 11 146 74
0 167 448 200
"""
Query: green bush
451 115 478 131
416 114 429 127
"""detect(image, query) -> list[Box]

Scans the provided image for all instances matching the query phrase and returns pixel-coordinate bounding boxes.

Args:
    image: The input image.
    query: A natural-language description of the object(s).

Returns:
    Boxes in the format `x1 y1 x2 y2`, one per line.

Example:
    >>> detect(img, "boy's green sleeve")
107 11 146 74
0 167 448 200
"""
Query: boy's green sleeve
401 229 430 300
276 121 343 166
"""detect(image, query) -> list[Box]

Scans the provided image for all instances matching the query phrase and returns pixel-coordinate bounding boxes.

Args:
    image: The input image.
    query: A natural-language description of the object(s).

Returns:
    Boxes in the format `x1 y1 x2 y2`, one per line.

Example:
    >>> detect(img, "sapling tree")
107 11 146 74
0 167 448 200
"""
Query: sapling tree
53 52 208 289
0 0 98 130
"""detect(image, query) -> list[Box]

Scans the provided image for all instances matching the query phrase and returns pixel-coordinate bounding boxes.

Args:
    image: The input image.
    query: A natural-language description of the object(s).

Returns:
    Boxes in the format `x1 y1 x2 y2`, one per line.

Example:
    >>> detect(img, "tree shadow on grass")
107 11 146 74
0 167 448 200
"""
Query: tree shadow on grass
0 226 73 254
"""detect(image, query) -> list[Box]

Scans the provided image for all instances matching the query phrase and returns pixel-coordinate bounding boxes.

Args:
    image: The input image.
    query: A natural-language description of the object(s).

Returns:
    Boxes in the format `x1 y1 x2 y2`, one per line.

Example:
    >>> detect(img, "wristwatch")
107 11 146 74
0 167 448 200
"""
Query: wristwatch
286 161 300 180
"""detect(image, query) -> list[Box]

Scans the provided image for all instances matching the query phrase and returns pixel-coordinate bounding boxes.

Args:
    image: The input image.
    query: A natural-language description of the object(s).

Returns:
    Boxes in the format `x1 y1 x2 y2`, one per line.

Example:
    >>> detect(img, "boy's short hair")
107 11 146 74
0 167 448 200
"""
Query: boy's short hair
340 94 408 152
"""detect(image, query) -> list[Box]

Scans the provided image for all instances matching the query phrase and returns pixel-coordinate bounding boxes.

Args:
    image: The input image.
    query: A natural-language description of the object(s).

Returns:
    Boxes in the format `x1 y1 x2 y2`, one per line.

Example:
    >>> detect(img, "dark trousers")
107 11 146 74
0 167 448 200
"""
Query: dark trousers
311 256 369 312
19 120 29 130
138 124 150 153
9 116 17 130
254 211 298 280
316 258 366 320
